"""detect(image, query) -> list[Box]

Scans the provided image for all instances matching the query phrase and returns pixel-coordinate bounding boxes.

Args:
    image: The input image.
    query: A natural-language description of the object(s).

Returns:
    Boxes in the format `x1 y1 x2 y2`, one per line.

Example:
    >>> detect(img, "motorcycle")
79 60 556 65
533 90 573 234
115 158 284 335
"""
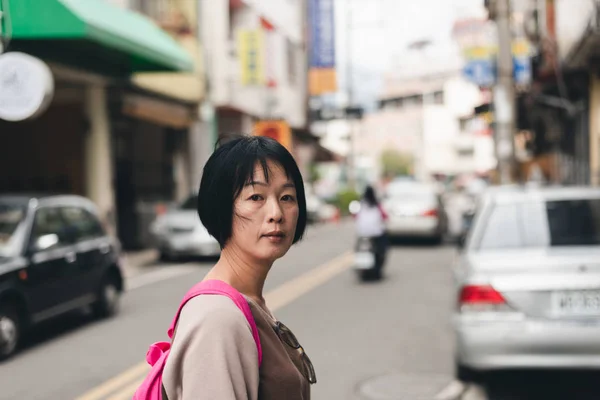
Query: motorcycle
353 236 383 281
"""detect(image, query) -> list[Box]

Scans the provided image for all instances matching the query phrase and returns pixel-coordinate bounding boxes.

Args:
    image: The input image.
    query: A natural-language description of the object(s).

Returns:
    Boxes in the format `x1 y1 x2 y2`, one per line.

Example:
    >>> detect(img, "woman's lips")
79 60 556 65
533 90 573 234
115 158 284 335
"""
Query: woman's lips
262 233 286 243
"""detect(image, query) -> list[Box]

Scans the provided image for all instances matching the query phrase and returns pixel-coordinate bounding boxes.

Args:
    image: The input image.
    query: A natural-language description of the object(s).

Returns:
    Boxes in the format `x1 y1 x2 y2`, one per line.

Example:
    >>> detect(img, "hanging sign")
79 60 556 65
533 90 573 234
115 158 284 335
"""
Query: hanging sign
0 52 54 122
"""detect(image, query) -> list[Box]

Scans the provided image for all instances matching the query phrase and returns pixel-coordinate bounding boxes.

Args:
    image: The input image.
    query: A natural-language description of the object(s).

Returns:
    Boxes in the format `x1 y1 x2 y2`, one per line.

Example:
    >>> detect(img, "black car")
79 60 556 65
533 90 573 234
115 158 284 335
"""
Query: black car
0 195 124 360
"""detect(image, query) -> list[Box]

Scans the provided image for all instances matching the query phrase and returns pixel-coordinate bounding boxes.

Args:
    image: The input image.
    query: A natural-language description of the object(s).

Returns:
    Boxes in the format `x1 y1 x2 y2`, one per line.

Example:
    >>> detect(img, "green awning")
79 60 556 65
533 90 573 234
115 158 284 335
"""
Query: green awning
3 0 194 75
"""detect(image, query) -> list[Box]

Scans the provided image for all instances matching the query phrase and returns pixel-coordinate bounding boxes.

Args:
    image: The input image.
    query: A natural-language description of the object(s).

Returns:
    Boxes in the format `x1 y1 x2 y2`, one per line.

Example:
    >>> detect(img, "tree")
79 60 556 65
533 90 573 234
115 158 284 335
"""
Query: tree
380 149 414 178
308 162 322 184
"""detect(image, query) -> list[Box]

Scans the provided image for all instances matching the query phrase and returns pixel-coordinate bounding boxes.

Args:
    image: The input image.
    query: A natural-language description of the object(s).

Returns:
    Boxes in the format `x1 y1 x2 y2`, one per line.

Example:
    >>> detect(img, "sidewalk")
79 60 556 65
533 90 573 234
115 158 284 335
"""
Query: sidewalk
120 248 160 279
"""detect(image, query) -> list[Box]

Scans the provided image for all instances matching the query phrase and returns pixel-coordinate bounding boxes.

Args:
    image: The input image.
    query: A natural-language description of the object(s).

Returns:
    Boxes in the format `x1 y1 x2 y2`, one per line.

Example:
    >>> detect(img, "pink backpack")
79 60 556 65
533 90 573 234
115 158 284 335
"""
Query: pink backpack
133 280 263 400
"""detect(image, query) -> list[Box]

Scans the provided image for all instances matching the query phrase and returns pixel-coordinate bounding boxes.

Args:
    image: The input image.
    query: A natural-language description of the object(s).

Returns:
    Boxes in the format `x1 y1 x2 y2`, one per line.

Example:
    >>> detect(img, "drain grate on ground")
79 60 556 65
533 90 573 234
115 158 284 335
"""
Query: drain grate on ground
357 372 454 400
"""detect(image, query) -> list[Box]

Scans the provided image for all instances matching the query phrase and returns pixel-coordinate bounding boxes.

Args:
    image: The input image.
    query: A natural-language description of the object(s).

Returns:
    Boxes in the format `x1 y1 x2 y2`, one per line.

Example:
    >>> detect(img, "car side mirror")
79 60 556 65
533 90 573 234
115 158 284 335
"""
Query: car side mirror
33 233 59 252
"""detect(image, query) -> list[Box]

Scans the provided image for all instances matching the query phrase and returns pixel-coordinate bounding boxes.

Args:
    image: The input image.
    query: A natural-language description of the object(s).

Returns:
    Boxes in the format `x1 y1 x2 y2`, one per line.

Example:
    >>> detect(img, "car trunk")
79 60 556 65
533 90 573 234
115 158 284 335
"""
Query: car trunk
384 195 438 218
468 247 600 319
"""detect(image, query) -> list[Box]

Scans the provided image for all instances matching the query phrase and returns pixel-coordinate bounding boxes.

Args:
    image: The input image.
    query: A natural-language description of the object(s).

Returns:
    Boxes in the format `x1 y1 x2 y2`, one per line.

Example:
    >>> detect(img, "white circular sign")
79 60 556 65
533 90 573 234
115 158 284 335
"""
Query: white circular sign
0 52 54 122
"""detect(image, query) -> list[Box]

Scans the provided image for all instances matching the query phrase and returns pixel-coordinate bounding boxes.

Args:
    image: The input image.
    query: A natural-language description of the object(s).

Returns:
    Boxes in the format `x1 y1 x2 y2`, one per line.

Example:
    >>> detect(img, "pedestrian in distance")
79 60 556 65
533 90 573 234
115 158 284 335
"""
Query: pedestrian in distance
354 185 389 276
134 135 316 400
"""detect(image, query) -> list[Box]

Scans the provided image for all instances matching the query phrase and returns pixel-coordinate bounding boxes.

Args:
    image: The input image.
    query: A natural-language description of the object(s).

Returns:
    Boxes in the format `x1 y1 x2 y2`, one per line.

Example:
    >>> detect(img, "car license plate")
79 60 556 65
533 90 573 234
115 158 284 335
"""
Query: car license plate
354 251 375 270
552 290 600 316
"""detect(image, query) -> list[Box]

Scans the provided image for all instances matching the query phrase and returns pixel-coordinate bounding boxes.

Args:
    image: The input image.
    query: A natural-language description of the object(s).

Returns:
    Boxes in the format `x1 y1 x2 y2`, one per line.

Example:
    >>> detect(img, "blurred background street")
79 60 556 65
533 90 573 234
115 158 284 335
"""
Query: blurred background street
3 0 600 399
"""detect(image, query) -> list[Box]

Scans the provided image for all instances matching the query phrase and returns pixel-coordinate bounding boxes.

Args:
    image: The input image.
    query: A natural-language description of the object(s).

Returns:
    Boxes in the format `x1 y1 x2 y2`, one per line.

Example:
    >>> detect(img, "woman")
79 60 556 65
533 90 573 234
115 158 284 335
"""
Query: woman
162 136 315 399
355 185 388 274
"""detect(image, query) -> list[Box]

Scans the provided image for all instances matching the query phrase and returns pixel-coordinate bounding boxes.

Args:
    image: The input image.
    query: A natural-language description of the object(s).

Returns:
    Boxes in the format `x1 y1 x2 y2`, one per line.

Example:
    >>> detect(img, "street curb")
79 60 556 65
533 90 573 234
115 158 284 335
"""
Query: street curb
457 385 485 400
435 381 469 400
121 249 159 279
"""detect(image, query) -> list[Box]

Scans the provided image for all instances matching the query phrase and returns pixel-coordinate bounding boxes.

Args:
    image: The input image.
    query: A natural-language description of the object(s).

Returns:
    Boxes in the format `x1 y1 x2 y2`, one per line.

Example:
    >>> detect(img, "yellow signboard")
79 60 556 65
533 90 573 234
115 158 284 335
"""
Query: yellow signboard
253 120 292 151
512 38 530 57
238 29 265 86
463 38 530 61
309 68 337 96
463 45 497 61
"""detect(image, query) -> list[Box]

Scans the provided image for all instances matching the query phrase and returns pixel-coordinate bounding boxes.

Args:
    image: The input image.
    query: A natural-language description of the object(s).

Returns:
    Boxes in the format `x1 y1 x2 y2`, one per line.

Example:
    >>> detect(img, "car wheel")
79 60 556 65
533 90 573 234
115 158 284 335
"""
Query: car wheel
455 361 482 383
358 269 376 282
0 305 21 361
93 277 121 318
373 266 383 281
159 251 171 262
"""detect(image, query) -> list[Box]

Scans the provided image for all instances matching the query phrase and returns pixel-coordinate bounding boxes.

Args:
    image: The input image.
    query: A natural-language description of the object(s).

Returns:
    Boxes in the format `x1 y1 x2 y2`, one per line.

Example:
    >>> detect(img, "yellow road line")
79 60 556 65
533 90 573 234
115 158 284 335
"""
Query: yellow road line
75 251 353 400
265 251 353 310
105 377 147 400
74 363 149 400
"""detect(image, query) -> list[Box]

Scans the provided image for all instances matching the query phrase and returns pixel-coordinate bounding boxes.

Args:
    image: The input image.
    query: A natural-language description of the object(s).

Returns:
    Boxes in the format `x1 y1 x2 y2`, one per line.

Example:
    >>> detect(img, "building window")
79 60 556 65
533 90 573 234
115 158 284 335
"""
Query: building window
433 90 444 104
457 147 475 157
459 117 469 132
404 95 422 107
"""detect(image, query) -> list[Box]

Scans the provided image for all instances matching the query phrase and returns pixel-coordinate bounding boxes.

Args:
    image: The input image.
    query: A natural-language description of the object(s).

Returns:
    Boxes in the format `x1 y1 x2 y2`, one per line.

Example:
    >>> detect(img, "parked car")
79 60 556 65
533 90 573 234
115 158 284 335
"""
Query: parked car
0 194 124 360
382 181 447 243
150 195 220 261
304 183 326 224
454 185 600 382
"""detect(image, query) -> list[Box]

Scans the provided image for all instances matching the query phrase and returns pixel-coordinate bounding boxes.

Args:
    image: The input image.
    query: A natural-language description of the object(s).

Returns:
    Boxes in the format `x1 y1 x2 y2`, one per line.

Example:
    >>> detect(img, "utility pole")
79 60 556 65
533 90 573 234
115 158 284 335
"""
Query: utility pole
346 0 353 106
346 0 356 191
492 0 517 184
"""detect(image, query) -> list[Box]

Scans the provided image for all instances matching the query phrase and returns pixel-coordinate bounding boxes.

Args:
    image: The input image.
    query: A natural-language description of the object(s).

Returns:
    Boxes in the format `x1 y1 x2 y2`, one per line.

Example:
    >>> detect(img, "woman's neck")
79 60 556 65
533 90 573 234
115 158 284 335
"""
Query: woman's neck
204 246 271 304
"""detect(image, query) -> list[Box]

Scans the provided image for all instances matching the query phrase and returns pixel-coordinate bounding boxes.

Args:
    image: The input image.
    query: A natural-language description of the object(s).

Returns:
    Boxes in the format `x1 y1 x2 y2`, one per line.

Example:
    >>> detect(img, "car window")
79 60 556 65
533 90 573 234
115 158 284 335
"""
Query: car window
520 200 550 247
478 203 526 250
30 208 72 249
546 199 600 246
0 203 27 256
386 185 436 202
60 207 105 242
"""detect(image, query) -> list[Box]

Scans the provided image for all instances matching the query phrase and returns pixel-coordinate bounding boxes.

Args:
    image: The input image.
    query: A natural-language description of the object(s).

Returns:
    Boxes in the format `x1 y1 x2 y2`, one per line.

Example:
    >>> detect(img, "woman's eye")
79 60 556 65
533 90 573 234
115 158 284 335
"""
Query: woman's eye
282 195 296 202
249 194 262 201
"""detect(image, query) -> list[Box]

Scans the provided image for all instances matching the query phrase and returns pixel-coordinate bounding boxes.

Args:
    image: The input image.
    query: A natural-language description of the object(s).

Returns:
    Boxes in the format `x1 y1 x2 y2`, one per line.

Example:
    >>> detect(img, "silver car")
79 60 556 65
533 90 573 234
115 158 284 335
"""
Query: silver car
382 181 447 242
453 185 600 382
150 195 220 261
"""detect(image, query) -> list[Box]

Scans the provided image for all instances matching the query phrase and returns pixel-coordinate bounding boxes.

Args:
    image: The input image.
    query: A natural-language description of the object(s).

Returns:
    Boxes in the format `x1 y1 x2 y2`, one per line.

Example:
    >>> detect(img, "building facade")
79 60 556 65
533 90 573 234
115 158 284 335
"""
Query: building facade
0 0 197 249
199 0 310 169
359 71 496 183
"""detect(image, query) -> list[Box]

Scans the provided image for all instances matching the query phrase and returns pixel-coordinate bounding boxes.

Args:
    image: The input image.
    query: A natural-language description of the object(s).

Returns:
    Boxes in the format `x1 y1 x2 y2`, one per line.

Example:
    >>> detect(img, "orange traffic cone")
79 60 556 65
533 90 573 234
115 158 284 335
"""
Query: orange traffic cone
332 207 341 224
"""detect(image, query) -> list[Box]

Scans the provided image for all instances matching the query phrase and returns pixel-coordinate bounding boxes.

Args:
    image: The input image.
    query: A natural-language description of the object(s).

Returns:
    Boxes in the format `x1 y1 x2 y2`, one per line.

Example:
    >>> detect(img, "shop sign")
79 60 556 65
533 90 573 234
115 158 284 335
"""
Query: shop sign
238 29 266 86
0 52 54 122
254 120 292 151
308 0 337 95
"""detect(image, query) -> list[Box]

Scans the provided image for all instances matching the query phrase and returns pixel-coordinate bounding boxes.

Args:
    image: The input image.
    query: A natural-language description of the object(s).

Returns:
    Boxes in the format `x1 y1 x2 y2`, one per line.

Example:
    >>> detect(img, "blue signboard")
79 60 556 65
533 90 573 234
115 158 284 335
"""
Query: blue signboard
308 0 336 68
513 56 531 86
462 59 495 88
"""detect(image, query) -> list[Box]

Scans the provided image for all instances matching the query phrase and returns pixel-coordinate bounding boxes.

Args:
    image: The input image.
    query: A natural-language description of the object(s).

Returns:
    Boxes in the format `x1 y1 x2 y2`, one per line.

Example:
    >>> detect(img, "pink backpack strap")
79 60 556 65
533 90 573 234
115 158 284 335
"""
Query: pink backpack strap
167 279 263 366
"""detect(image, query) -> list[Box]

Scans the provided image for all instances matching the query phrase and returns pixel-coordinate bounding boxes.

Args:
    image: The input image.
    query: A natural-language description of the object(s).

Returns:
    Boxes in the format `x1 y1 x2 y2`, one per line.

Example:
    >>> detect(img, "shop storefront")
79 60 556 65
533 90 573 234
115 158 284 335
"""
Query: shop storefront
0 0 193 233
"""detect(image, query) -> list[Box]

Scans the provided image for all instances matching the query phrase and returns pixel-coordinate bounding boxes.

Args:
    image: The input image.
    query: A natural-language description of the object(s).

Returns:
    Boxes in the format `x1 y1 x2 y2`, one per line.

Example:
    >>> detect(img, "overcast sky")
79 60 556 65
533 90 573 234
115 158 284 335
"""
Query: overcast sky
329 0 486 107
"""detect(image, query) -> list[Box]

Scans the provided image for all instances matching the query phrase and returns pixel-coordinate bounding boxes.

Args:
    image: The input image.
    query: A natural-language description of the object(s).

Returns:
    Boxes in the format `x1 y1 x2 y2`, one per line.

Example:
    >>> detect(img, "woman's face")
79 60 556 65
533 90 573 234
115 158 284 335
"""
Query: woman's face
229 160 299 263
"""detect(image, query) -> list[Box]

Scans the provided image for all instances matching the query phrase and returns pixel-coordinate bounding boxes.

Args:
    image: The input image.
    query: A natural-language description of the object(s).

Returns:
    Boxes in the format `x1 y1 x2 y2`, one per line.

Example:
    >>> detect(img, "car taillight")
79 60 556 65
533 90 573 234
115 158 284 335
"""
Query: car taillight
155 203 167 216
459 285 510 312
422 208 439 217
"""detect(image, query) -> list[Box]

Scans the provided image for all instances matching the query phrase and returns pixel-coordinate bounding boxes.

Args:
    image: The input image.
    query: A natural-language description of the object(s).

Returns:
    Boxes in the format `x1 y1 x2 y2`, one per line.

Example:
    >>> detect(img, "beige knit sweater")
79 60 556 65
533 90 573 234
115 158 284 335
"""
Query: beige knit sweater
162 294 311 399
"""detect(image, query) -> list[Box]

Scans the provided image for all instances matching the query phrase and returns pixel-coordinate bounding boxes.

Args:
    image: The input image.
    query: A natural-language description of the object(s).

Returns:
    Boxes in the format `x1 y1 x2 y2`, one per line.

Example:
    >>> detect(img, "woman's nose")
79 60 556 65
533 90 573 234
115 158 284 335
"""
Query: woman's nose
268 199 284 223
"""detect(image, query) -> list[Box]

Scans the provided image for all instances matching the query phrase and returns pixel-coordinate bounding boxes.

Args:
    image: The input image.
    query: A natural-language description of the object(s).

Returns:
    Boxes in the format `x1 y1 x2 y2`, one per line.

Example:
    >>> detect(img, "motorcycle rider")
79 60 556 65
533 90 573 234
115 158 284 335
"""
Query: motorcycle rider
354 185 388 275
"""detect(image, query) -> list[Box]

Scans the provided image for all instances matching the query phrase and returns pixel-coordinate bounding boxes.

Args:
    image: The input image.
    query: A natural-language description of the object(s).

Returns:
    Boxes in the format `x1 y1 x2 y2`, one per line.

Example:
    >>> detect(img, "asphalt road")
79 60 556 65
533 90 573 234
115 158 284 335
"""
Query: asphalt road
0 220 461 400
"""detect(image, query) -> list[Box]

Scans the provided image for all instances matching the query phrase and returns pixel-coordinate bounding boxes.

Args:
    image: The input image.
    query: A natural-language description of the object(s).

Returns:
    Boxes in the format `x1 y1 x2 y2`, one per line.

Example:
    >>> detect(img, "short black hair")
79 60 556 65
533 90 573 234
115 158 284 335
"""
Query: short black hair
198 135 307 248
363 185 379 207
